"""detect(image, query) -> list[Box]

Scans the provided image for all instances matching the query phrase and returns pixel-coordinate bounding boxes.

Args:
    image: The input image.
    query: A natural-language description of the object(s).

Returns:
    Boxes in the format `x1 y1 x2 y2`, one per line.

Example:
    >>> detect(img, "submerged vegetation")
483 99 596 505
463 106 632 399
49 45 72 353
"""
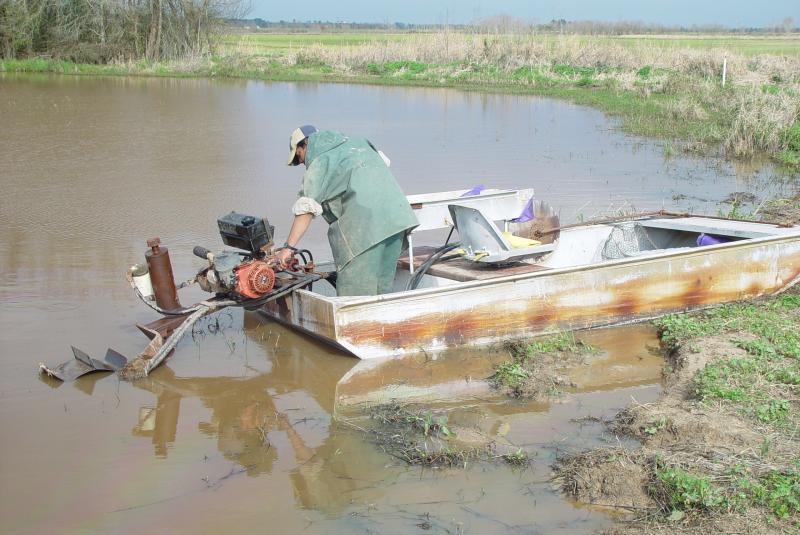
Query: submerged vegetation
359 402 529 468
760 192 800 224
557 290 800 533
3 31 799 168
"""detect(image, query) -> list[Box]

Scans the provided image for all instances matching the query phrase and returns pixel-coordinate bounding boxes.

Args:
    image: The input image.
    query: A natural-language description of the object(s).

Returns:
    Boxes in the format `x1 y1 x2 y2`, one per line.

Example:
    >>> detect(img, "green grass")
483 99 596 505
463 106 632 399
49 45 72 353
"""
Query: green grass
693 339 799 427
654 296 800 430
747 466 800 518
366 402 515 468
490 332 595 393
779 124 800 166
222 32 800 57
653 296 800 349
219 32 411 54
610 35 800 56
490 361 530 389
501 448 531 466
657 466 728 511
656 462 800 519
1 58 129 75
514 331 595 357
779 150 800 167
609 295 800 526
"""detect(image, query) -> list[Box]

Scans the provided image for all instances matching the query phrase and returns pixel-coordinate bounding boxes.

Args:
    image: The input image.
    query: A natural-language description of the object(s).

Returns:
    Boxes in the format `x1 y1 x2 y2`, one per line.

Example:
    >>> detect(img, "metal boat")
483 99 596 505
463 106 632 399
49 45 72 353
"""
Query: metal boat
261 188 800 360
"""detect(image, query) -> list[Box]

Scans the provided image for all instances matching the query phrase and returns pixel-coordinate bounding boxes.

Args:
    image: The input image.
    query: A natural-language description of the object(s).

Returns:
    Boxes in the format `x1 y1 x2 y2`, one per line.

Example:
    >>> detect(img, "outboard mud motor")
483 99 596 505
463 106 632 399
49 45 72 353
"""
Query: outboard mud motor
194 213 280 302
40 212 327 382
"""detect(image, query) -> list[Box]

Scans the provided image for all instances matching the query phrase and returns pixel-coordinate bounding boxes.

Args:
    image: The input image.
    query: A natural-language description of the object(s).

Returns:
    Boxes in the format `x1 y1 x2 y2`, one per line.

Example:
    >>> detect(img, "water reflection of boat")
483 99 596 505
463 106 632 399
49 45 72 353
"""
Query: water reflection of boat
118 318 667 521
335 324 666 410
262 188 800 360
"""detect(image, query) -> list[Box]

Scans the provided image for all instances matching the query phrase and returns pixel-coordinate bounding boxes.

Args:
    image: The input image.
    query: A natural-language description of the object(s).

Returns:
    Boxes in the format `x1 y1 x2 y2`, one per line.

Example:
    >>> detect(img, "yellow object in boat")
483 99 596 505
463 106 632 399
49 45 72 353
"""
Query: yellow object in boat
502 231 541 249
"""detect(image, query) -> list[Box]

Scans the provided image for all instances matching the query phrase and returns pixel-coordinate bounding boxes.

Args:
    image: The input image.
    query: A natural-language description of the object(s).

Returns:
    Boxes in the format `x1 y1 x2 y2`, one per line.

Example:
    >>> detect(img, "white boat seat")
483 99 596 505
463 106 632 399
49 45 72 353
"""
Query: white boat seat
448 204 556 264
639 217 785 239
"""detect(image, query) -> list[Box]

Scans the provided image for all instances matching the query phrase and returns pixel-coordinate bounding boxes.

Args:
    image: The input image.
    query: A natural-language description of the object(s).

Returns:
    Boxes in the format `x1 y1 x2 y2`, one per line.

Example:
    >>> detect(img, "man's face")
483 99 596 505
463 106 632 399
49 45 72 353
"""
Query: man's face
295 144 307 165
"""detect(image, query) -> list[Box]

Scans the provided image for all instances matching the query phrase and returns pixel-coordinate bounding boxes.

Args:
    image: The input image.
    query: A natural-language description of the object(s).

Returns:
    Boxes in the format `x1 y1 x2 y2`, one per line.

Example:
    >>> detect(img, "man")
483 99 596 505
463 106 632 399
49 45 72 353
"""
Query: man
276 125 419 296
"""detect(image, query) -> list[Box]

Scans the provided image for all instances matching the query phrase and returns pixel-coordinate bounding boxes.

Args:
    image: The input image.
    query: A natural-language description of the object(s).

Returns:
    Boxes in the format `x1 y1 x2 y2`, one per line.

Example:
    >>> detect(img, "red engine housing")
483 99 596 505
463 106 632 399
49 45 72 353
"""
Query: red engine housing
234 261 276 299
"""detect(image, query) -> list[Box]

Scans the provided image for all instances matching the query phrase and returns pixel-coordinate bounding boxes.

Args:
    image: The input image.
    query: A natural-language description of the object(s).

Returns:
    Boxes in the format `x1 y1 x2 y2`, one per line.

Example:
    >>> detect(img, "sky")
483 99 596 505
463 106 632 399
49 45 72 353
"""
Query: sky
250 0 799 28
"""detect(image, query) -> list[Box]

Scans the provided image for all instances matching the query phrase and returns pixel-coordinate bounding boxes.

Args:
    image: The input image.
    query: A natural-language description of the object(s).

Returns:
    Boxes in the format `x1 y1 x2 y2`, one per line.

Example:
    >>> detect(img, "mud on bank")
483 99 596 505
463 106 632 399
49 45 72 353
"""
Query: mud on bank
554 289 800 533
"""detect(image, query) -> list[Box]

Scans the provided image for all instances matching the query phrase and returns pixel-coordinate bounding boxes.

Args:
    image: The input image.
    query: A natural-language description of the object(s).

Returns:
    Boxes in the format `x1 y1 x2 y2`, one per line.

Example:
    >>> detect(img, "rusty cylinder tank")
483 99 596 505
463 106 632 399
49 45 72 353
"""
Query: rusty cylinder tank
145 237 182 311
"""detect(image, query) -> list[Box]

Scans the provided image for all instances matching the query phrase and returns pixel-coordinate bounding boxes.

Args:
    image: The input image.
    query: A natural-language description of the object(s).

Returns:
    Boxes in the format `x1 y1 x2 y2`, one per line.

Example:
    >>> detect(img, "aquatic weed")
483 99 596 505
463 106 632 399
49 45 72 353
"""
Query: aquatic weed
501 448 531 466
365 402 485 468
489 361 529 389
502 332 595 363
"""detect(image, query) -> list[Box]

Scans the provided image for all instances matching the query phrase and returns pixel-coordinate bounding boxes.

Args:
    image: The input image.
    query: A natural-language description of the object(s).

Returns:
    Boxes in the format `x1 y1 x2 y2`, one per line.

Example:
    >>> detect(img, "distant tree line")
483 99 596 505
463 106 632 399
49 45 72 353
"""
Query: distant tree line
224 19 420 31
224 16 799 35
480 16 798 35
0 0 248 62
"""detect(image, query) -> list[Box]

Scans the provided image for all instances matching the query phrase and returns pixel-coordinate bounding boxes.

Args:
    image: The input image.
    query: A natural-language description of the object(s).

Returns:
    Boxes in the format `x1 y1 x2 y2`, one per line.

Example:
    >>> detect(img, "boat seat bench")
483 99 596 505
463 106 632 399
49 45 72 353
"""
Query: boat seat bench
639 217 781 240
397 246 550 282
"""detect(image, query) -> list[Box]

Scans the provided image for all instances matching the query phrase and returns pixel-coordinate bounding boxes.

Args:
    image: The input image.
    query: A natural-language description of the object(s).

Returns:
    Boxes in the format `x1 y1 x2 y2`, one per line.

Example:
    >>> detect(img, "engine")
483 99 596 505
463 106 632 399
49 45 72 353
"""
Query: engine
85 212 321 382
198 251 276 299
127 210 318 310
194 212 280 300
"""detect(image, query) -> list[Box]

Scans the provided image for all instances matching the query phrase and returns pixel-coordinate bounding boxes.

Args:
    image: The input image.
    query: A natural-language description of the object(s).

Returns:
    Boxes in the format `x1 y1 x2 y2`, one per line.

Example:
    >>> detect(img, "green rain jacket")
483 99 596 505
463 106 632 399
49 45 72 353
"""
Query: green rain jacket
300 130 419 270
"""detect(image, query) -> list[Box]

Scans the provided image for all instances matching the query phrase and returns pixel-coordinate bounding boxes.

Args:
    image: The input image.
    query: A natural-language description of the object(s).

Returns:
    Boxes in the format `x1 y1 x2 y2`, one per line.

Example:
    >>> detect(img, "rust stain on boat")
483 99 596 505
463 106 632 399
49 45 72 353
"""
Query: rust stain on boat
338 242 800 353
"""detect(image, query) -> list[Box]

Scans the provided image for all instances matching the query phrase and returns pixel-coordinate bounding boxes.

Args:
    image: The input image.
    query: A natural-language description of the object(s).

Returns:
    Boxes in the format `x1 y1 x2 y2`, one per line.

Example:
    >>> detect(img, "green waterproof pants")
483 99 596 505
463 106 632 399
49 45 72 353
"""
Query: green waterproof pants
335 232 405 296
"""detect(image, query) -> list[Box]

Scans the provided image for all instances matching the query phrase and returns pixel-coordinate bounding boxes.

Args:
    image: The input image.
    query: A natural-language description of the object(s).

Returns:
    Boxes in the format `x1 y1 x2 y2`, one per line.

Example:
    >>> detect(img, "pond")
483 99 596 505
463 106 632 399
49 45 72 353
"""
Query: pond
0 74 793 533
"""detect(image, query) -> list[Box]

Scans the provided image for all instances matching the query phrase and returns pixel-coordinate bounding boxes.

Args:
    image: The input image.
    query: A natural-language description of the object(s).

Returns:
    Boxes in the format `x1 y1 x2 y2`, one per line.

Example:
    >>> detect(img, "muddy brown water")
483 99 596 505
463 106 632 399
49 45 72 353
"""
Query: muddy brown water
0 74 795 534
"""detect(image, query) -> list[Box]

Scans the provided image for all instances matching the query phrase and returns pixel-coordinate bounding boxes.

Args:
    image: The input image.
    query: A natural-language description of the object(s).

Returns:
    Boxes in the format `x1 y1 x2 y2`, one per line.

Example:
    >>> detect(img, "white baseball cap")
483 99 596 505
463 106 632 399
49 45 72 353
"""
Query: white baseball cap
287 124 318 165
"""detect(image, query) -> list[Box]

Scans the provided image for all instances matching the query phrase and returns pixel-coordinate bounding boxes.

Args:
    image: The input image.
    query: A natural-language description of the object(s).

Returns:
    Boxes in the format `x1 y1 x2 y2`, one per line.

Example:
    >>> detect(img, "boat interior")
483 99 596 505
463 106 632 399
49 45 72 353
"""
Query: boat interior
302 188 796 299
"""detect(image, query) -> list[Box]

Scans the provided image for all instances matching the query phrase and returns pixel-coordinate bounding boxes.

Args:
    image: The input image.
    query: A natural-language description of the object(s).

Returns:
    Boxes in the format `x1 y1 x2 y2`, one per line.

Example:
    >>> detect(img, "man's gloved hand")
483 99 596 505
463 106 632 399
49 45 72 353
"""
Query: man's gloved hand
275 247 294 268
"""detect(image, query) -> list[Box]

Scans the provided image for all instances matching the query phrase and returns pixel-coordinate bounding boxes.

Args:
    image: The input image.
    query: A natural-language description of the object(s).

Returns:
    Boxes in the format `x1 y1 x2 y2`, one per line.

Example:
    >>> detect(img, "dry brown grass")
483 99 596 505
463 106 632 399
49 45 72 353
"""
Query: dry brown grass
271 33 800 161
284 33 800 86
724 89 800 157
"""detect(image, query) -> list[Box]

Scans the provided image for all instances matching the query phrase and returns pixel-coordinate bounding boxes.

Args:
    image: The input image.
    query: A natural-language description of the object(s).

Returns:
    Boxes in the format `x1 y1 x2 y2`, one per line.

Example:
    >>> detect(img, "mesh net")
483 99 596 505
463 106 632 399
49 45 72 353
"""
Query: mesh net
600 222 659 260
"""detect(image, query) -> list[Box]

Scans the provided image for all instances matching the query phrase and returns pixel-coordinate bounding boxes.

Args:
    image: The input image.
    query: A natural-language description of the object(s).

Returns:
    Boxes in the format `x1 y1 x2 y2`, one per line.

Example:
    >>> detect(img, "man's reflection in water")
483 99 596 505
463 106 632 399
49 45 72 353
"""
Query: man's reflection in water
129 320 374 513
131 387 180 458
132 367 282 475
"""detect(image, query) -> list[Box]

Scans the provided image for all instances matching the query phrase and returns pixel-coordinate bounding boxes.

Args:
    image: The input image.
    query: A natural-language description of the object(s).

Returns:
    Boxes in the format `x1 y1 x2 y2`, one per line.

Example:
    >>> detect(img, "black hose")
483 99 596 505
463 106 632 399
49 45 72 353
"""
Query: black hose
443 226 455 246
405 243 461 291
295 249 313 264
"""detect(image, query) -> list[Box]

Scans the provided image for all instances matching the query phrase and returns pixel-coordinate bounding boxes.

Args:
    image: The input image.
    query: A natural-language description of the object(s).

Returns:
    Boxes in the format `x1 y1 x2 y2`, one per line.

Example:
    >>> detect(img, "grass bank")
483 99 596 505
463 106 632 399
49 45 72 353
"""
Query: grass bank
554 291 800 533
3 33 800 169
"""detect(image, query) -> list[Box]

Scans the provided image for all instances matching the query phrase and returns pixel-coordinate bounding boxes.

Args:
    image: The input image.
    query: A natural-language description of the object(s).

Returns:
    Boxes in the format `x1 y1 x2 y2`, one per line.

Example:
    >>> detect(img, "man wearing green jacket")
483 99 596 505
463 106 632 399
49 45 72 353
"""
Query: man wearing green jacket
276 125 419 296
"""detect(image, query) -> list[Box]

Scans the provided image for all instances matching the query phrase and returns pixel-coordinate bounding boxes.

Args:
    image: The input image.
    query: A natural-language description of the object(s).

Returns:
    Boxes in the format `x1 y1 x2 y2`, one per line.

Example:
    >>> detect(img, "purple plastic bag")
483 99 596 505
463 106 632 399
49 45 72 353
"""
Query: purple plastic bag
697 233 731 246
460 184 485 197
510 197 535 223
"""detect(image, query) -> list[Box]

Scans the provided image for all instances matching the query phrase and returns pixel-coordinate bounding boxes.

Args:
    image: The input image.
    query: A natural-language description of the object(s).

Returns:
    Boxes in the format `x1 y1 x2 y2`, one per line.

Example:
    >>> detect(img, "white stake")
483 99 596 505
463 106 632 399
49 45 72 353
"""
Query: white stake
722 57 727 87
